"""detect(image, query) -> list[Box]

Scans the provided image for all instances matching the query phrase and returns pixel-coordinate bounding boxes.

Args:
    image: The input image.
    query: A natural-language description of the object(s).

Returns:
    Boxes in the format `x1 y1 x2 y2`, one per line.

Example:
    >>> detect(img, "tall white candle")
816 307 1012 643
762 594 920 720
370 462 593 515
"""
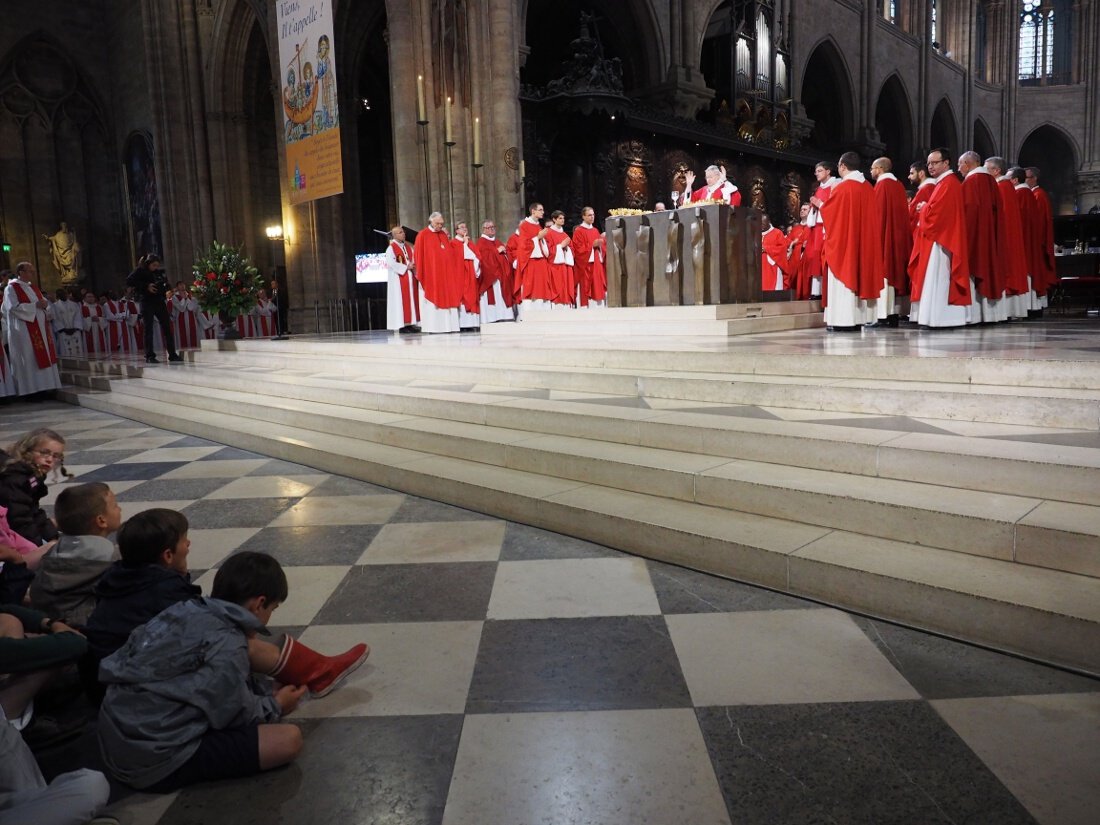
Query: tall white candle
519 159 526 180
445 96 453 143
416 75 426 122
473 117 481 165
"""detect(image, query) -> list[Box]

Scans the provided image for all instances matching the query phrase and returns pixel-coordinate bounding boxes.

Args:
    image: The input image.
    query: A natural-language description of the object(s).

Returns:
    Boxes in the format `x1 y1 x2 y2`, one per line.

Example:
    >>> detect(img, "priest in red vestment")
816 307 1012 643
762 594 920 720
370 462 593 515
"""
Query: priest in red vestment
546 211 576 306
1010 167 1048 313
571 206 608 307
515 202 554 314
958 151 1006 323
784 204 811 292
908 161 935 234
475 220 514 323
985 157 1031 318
870 157 912 324
760 215 789 291
413 212 462 333
819 152 883 330
682 165 741 206
1027 167 1058 303
803 161 838 300
453 222 482 329
908 148 971 327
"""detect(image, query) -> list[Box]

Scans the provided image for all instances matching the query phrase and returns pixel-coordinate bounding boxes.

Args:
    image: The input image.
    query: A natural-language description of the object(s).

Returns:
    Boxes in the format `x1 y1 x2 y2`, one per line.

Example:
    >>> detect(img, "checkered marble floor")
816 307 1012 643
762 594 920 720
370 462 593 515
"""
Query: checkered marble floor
8 400 1099 825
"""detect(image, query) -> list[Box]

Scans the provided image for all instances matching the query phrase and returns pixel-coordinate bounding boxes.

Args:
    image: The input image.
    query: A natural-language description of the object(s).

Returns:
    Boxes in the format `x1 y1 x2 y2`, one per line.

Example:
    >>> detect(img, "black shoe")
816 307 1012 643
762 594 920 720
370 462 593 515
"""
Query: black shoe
168 353 184 362
145 355 159 363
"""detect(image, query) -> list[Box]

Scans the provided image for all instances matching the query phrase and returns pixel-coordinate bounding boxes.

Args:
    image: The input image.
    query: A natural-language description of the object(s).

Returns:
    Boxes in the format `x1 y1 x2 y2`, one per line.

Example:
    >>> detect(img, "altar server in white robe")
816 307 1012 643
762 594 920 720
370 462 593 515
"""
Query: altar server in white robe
385 225 421 332
51 288 85 357
2 262 61 395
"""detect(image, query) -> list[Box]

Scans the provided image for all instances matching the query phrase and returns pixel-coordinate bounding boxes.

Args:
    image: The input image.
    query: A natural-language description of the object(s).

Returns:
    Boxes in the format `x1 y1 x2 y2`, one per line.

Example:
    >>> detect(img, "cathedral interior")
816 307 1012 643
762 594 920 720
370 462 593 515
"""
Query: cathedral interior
2 4 1099 824
0 0 1097 330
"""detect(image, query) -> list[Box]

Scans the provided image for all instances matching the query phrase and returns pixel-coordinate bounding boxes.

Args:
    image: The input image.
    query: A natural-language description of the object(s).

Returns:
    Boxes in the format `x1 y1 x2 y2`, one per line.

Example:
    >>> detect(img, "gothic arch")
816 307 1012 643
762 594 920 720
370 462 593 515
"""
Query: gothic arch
800 37 855 151
874 73 914 166
1017 123 1078 214
929 97 959 158
0 30 123 289
973 117 997 158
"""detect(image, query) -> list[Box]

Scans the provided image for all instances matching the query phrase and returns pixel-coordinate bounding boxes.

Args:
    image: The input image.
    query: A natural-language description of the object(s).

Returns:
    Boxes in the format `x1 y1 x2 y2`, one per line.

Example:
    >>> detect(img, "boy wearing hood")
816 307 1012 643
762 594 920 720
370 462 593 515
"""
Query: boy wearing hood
97 551 305 791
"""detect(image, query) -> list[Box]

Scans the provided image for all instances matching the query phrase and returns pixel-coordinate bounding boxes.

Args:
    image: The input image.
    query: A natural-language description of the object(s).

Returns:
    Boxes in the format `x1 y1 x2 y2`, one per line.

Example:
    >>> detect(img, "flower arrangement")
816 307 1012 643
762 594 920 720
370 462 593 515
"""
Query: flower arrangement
190 241 264 316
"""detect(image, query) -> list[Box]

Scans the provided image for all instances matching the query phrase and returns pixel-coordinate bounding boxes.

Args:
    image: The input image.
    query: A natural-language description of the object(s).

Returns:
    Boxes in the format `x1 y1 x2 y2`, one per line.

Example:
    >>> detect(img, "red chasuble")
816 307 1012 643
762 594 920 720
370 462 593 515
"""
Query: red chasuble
546 226 575 305
515 219 553 302
961 170 1005 301
820 177 884 300
570 225 607 305
874 176 912 295
908 174 971 305
1016 187 1045 292
452 238 482 314
505 233 521 302
909 180 935 234
996 179 1031 297
803 183 833 284
475 237 510 306
760 227 789 291
414 226 462 309
784 224 810 291
1032 187 1057 296
689 181 741 206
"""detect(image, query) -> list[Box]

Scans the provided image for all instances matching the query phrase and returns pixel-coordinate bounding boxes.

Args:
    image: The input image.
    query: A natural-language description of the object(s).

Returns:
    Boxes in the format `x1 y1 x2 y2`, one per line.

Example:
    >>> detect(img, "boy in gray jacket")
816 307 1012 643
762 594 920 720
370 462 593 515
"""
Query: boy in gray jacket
97 552 306 792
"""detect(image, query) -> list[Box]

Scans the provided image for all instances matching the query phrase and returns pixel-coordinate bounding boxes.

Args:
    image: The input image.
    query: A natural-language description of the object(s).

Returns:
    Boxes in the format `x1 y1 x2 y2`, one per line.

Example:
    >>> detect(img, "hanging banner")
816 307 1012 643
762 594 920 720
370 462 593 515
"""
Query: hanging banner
276 1 343 205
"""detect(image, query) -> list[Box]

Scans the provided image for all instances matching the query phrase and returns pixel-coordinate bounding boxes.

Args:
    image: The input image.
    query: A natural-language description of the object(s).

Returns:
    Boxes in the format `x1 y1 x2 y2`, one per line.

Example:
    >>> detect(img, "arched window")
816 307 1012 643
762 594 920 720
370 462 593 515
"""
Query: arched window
880 0 898 25
1019 0 1072 84
930 0 939 49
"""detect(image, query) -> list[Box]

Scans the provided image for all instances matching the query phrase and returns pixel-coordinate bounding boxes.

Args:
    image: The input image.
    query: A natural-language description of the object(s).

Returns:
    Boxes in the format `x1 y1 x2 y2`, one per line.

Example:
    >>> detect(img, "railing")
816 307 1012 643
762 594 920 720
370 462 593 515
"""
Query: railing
312 298 387 334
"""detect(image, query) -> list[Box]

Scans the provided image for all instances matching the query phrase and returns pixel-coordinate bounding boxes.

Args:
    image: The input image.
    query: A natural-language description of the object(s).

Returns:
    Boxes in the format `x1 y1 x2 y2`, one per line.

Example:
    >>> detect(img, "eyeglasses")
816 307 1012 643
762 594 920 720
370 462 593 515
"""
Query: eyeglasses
33 448 64 460
928 159 949 167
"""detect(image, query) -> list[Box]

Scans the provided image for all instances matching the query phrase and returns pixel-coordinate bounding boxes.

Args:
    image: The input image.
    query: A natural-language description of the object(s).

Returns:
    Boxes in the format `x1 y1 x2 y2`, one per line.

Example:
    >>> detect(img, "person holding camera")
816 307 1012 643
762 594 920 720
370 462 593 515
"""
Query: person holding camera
126 255 182 364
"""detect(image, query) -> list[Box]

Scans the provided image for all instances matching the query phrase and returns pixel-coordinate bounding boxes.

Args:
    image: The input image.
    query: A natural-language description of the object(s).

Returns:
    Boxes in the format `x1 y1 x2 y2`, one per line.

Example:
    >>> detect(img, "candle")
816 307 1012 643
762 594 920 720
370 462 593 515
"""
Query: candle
416 75 426 122
473 117 481 165
445 96 453 143
519 159 526 180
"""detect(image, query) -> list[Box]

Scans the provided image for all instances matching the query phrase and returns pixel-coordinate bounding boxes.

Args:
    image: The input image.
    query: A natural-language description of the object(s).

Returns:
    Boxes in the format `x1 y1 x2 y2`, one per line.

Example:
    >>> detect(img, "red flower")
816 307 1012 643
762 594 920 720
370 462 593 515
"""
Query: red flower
206 271 217 281
220 287 229 294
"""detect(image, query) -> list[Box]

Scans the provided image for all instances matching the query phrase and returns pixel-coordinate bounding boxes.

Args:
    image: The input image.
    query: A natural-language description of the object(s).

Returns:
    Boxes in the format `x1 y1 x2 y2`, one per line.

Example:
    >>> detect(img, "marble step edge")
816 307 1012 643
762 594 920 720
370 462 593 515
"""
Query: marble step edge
479 313 825 337
187 347 1100 406
516 301 824 321
96 377 1100 577
98 367 1100 506
200 338 1100 390
57 386 1100 676
159 353 1100 430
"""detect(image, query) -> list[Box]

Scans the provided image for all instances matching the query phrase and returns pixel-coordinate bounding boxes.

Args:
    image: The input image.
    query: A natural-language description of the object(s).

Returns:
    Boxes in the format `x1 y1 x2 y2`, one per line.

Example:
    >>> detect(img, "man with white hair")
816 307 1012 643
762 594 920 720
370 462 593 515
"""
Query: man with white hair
958 150 1006 323
413 212 461 333
385 225 420 333
985 156 1031 318
2 262 61 396
683 164 741 206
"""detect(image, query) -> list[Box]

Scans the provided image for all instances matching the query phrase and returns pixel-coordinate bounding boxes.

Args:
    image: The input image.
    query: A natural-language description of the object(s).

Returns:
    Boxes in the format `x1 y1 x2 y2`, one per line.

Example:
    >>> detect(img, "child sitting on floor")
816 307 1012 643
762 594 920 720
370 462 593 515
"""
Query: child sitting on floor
29 482 122 626
85 509 367 702
98 552 307 791
0 428 71 566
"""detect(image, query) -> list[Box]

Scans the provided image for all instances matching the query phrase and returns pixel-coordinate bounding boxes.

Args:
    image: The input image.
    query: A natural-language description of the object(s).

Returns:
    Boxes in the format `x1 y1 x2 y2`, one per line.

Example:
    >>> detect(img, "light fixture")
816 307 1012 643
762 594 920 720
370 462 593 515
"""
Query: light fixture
265 225 284 241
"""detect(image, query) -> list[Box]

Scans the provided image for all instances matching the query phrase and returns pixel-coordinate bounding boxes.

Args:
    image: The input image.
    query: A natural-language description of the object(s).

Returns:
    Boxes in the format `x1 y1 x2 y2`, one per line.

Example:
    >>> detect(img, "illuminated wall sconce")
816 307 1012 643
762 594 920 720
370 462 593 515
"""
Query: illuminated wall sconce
265 225 284 241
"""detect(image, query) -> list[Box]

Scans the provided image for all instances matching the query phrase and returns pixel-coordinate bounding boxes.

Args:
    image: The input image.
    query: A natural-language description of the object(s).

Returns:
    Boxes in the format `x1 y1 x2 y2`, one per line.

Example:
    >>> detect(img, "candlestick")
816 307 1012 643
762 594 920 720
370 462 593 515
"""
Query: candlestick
519 159 526 180
416 75 426 123
445 96 453 144
473 117 481 166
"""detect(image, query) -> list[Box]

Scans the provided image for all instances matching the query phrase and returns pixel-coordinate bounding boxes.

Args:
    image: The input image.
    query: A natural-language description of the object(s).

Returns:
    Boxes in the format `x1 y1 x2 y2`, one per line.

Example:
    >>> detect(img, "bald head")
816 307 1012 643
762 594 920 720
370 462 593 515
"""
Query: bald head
958 151 981 174
870 157 892 181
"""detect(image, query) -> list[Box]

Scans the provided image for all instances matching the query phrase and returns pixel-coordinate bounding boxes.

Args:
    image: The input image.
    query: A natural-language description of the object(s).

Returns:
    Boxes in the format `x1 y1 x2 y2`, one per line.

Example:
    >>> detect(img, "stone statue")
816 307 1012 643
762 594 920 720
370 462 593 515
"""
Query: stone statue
43 222 81 284
633 222 651 306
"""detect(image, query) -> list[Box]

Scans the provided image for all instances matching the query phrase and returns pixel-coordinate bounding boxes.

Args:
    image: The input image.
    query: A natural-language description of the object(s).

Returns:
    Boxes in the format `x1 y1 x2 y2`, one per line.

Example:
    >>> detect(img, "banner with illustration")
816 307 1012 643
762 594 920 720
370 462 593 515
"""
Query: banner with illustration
276 1 343 205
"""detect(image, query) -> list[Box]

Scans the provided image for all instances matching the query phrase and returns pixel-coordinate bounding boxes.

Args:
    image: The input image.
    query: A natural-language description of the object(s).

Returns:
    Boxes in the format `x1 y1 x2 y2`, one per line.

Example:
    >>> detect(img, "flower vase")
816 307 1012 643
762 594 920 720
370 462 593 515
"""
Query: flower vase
218 310 241 340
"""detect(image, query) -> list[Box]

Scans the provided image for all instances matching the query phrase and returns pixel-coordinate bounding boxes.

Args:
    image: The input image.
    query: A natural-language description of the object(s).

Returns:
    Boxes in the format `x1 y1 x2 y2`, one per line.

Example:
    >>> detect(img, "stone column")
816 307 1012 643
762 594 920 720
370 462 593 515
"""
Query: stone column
1078 0 1100 208
639 0 713 118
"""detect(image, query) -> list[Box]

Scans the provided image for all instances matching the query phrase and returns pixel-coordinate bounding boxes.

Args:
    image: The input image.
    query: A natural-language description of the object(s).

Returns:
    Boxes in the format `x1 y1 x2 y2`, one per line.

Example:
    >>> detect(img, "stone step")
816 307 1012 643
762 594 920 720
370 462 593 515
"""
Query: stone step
93 374 1100 576
58 384 1100 675
502 301 823 322
200 336 1100 390
481 309 825 337
69 361 1100 507
182 346 1100 430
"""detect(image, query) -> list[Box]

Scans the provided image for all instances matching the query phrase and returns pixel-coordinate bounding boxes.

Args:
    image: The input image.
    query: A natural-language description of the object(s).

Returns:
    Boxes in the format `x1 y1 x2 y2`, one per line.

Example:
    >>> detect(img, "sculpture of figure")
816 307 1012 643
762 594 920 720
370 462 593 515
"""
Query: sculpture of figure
633 222 651 306
666 215 683 303
782 171 803 227
609 220 627 304
690 211 707 304
43 222 81 284
751 176 767 212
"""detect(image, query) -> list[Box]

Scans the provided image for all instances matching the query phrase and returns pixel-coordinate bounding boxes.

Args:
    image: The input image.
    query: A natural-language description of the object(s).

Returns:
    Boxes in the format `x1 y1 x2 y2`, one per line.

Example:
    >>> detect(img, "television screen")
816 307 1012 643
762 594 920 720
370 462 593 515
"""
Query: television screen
355 253 389 284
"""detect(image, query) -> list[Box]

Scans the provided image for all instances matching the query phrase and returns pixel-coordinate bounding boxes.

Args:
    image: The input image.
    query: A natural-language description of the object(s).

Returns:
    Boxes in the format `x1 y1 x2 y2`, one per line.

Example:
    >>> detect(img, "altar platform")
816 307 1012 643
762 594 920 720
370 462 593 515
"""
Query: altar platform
59 317 1100 675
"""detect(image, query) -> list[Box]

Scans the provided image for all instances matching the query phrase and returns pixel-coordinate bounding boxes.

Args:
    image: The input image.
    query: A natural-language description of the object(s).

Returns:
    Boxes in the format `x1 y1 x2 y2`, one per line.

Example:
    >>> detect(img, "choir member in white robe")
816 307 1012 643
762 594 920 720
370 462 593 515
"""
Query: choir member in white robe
2 262 61 395
80 292 108 356
50 289 85 358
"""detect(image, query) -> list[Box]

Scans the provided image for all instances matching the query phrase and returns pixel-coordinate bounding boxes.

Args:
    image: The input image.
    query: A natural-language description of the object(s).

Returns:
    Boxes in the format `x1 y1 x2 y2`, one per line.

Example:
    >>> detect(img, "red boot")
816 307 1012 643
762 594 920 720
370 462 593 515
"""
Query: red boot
270 637 370 698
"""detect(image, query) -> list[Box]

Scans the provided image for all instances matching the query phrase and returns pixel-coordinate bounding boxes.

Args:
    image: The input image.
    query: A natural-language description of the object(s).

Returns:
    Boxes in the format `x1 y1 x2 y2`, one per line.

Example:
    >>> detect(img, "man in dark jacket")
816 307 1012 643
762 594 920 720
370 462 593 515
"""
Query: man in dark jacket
125 254 182 364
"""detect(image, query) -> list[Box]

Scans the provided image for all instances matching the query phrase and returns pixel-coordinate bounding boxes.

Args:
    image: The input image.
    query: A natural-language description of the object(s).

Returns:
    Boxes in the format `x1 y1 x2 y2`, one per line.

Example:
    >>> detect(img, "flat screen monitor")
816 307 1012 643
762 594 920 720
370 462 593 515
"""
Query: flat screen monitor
355 253 388 284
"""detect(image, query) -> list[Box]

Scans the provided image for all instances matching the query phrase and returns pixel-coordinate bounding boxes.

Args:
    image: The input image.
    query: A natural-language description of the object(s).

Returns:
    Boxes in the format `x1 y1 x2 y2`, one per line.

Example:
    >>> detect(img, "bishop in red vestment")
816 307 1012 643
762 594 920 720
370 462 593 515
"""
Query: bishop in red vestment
413 212 462 333
682 165 741 206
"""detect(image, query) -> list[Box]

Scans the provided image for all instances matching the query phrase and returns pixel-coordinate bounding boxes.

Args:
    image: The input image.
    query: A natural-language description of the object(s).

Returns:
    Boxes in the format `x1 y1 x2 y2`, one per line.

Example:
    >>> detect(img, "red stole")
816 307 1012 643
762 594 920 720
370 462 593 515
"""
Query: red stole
10 282 58 368
390 241 421 323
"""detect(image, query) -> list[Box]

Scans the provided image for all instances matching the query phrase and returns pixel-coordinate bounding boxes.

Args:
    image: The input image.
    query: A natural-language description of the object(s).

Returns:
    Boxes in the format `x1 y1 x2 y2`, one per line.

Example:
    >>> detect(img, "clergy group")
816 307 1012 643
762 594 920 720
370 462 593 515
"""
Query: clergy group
759 150 1057 331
